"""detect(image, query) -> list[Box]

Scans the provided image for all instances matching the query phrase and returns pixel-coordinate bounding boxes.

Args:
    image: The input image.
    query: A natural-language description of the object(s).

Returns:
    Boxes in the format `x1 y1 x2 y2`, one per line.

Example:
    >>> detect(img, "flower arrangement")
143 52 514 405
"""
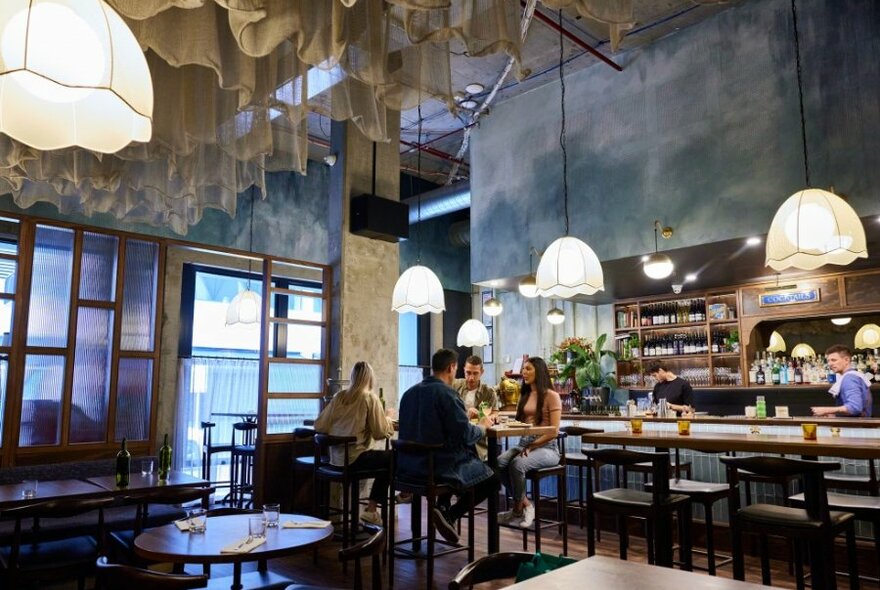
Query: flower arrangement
549 336 591 365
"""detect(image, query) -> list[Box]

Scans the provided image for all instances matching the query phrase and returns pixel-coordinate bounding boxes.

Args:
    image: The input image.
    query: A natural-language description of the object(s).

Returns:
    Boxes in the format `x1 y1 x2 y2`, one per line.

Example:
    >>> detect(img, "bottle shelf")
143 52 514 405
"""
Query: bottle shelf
711 352 741 358
640 354 709 360
709 319 739 325
639 321 708 330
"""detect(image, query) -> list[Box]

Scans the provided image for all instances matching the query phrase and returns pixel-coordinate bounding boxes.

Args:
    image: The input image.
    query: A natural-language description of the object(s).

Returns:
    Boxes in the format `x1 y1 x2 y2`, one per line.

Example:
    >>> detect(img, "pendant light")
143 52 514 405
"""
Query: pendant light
518 247 539 298
765 0 867 271
456 319 490 347
790 343 816 359
854 324 880 349
766 331 786 353
536 10 604 299
226 188 261 326
0 0 153 153
643 221 674 279
393 102 445 314
547 307 565 325
482 293 503 317
830 317 852 326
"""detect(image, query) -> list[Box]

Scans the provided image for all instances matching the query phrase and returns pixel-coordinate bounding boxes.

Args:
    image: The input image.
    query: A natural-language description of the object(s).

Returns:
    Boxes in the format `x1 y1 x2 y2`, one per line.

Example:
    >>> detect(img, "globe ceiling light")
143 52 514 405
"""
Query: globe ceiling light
483 296 503 317
854 324 880 349
226 289 261 326
831 317 852 326
547 307 565 325
392 265 445 314
518 275 539 298
536 236 604 298
643 220 674 279
0 0 153 153
456 319 490 347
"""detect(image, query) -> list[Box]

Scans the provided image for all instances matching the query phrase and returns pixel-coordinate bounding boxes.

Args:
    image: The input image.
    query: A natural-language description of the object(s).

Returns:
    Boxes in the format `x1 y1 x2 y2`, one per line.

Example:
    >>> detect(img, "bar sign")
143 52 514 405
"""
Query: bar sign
758 288 820 307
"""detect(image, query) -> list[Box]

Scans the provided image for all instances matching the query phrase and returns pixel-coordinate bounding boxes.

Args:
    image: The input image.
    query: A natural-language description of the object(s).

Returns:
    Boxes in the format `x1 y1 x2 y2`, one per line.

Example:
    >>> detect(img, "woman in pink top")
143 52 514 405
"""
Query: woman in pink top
496 356 562 528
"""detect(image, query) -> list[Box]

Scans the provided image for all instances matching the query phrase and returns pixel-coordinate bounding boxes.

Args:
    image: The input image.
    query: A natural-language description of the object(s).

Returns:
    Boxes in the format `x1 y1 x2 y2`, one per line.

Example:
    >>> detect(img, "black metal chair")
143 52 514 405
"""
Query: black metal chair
230 421 258 508
720 455 859 590
285 525 386 590
448 551 535 589
95 556 209 590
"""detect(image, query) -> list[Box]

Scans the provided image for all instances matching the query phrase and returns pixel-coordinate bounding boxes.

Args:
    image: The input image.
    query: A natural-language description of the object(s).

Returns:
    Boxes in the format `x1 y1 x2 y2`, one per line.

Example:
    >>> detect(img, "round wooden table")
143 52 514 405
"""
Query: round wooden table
134 513 333 590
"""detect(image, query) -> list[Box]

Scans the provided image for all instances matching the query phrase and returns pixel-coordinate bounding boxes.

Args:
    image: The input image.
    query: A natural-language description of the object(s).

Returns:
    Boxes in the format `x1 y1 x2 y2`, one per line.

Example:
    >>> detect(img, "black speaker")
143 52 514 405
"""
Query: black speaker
350 194 410 242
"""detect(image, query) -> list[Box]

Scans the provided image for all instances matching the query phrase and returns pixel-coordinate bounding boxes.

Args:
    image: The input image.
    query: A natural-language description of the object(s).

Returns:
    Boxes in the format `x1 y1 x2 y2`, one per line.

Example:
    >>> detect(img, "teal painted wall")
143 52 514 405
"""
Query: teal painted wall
470 0 880 283
400 213 471 293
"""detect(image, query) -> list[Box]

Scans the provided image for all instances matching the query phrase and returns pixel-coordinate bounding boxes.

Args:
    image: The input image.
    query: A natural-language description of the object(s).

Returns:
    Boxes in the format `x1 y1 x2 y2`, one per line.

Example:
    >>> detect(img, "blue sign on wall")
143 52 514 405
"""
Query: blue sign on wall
758 289 820 307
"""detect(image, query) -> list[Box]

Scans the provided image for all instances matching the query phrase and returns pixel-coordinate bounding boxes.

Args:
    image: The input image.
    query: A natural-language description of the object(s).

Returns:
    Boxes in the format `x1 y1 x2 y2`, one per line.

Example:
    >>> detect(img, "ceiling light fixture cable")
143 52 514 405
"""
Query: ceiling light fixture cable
558 8 570 236
791 0 809 188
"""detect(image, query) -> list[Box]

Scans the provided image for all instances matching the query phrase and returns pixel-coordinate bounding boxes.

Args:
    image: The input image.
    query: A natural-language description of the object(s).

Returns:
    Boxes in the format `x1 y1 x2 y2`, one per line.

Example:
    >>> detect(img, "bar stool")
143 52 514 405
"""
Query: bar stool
559 425 603 528
824 458 878 495
200 420 232 490
584 448 693 569
720 455 859 590
230 421 258 508
387 439 474 590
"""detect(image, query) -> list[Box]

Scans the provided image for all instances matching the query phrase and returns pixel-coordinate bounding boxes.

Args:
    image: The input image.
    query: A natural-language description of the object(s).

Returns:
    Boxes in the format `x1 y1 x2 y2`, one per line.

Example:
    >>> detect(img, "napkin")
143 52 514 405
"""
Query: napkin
220 536 267 553
282 519 332 529
174 519 191 532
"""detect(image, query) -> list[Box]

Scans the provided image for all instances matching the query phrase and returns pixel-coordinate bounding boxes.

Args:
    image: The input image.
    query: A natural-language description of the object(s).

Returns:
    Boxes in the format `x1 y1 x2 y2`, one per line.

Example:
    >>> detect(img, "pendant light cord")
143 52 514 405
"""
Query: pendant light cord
246 186 255 291
654 224 659 253
557 10 570 236
417 103 423 263
791 0 810 187
371 141 377 196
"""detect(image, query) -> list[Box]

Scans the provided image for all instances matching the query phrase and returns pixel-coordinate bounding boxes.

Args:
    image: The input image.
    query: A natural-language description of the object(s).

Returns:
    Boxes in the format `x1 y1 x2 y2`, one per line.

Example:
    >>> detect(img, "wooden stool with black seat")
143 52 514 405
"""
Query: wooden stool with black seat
448 551 535 589
623 446 692 484
284 525 385 590
95 556 208 590
230 421 258 508
720 455 859 590
387 439 475 590
559 425 603 528
824 458 878 496
200 420 232 495
583 448 693 569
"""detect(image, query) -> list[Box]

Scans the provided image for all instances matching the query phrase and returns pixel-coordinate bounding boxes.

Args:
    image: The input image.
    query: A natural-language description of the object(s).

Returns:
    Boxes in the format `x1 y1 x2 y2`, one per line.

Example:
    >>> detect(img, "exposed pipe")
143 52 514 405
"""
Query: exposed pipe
528 4 623 72
400 139 465 165
448 220 470 247
401 181 470 224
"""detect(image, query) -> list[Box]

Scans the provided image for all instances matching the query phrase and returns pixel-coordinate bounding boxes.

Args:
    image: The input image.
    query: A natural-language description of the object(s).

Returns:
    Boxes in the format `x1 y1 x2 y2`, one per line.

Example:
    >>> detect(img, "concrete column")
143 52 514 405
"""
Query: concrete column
328 116 401 406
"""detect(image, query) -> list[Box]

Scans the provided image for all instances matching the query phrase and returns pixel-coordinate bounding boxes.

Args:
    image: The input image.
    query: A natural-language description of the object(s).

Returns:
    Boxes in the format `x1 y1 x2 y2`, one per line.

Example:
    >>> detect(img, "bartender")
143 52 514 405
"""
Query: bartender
812 344 872 417
648 362 694 415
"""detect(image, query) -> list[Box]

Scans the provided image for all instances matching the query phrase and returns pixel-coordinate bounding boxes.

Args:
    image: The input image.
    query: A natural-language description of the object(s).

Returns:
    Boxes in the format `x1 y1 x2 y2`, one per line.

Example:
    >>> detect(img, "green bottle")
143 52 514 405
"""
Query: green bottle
158 433 173 481
379 387 386 410
478 401 488 420
116 438 131 488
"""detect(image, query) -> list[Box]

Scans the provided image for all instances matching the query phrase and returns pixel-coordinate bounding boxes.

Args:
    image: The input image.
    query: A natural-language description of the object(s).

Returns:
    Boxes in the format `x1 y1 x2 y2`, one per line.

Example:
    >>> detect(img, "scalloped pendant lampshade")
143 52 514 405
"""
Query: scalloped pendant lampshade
536 236 604 298
226 289 261 326
456 319 490 347
392 265 445 315
0 0 153 153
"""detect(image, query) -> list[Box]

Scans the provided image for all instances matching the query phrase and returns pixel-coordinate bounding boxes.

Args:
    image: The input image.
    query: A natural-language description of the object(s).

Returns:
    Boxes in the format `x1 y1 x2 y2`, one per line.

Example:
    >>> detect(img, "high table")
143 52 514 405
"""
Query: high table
87 471 210 493
134 513 333 590
487 424 557 553
502 554 781 589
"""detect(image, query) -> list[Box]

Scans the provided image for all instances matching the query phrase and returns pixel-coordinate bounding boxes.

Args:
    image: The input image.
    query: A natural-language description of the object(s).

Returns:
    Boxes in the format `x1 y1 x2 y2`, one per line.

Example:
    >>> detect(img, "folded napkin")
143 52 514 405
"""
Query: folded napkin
220 536 267 553
282 519 332 529
174 519 191 532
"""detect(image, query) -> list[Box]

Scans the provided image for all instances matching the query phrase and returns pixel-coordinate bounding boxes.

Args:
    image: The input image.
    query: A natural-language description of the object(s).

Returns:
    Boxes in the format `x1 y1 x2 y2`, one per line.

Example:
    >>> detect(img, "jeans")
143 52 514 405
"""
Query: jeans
350 450 391 504
496 435 560 504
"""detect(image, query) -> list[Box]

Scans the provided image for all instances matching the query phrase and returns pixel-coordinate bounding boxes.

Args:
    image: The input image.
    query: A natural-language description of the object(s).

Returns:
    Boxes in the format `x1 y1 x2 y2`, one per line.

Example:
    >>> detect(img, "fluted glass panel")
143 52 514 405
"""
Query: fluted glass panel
70 308 114 443
115 358 152 441
27 226 73 347
19 355 65 446
285 324 323 360
79 233 118 301
121 240 158 351
268 362 322 394
266 398 321 434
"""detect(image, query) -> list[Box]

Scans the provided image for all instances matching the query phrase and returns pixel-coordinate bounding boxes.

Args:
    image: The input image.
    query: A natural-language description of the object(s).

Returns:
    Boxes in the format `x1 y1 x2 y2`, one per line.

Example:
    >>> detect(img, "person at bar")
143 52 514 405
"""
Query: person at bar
397 348 498 544
314 361 395 526
496 356 561 528
451 355 498 461
812 344 873 417
648 362 694 415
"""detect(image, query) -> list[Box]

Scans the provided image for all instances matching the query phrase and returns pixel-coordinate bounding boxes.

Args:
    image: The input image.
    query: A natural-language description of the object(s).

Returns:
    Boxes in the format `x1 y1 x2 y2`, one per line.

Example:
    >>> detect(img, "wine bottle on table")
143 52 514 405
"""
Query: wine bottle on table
116 438 131 488
158 433 173 481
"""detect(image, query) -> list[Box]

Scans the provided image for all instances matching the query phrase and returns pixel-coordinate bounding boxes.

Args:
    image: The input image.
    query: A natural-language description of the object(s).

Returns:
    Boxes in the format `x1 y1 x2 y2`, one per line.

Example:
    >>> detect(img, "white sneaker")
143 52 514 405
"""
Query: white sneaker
519 504 535 528
360 510 383 526
497 510 521 525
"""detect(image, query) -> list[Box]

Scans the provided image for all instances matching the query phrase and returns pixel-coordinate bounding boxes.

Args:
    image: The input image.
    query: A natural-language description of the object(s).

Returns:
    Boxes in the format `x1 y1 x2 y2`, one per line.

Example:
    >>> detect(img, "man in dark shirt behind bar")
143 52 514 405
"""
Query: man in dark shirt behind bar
649 362 694 414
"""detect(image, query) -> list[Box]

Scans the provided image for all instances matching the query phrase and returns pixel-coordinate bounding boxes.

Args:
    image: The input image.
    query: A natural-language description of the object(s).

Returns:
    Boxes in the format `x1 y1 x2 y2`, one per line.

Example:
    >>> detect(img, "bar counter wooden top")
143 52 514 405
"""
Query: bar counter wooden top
560 413 880 428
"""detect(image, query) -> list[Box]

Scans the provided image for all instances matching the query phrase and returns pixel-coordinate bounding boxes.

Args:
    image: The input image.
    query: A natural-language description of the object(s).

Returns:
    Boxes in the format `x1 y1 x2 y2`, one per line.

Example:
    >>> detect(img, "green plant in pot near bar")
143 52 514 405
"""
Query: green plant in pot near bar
555 335 618 411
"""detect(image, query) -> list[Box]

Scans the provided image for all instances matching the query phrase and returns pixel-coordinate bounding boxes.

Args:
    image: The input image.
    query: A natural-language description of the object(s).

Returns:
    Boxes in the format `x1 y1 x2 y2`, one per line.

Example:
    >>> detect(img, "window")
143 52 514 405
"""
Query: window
0 217 18 449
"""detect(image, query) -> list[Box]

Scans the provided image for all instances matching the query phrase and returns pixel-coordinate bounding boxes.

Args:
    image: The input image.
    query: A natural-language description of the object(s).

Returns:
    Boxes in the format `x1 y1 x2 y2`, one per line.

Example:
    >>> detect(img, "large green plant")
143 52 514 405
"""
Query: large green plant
560 333 619 390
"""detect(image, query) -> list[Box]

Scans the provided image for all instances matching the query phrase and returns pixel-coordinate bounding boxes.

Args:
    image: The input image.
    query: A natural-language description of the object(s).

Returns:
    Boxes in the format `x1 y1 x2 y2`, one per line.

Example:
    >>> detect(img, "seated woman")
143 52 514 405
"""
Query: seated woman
496 356 561 528
314 361 395 525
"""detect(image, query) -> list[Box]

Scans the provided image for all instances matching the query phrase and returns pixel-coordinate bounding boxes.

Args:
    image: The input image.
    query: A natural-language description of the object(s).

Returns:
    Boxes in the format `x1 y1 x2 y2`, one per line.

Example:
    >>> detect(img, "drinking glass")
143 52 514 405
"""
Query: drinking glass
141 459 155 477
802 423 818 441
21 480 38 499
263 503 280 528
630 418 643 434
249 516 266 539
188 508 207 534
677 420 691 436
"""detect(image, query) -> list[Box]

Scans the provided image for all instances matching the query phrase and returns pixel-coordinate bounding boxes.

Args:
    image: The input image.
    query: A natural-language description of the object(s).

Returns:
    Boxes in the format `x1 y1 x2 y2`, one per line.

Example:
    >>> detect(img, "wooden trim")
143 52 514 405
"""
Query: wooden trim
76 299 116 309
148 241 166 453
266 358 325 365
59 229 84 447
1 219 29 466
269 287 323 298
267 317 325 327
0 252 17 261
107 238 125 445
266 392 324 399
0 293 14 301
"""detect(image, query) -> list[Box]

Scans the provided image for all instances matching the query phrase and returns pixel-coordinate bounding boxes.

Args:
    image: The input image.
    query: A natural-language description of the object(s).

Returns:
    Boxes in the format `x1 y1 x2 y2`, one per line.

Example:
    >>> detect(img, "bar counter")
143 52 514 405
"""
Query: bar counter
560 413 880 428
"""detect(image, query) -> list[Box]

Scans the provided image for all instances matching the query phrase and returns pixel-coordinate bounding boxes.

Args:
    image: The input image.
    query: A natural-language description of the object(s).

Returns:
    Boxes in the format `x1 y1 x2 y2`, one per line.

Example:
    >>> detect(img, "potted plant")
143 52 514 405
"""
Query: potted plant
555 334 619 407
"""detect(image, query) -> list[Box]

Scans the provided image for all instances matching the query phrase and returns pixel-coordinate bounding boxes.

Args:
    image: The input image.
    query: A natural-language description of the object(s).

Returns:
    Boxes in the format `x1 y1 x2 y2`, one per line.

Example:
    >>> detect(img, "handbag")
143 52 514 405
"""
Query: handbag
515 552 577 582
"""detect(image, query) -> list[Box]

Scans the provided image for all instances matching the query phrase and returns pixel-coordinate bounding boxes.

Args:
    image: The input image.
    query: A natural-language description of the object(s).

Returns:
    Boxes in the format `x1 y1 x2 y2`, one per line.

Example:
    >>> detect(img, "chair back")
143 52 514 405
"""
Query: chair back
232 421 258 446
560 425 603 438
391 439 443 489
582 448 673 496
96 556 208 590
720 455 839 522
314 433 358 468
448 551 535 589
339 524 386 590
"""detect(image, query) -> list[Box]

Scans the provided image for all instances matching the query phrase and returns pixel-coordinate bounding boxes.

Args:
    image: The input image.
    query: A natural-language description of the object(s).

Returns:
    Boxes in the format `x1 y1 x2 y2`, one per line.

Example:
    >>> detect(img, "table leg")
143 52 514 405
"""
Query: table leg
488 436 499 553
411 494 422 553
232 562 242 590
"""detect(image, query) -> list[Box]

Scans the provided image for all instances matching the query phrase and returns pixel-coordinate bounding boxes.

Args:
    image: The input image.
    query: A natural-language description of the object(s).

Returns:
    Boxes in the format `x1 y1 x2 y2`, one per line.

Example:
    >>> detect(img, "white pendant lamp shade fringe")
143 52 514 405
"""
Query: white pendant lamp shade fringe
0 0 153 153
226 289 261 326
855 324 880 349
765 188 867 271
536 236 604 298
547 307 565 325
456 319 490 347
392 265 445 315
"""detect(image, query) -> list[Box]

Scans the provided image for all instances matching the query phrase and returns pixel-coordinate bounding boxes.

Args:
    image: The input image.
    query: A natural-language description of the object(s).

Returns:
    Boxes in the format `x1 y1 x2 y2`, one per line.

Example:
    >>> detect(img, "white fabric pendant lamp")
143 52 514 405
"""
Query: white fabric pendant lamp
536 10 603 300
226 189 261 327
765 0 866 271
0 0 153 153
392 265 445 314
456 319 490 347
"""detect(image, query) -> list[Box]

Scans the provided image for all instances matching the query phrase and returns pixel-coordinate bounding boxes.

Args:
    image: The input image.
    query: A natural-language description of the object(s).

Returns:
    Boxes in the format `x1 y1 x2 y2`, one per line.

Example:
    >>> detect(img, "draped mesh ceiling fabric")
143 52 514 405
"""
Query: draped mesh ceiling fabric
0 0 713 234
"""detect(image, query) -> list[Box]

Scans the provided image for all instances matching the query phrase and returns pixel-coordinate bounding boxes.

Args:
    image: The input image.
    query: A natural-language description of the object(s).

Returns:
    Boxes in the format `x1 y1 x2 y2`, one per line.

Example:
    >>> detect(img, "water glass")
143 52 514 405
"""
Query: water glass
263 503 280 528
249 516 266 539
21 480 38 499
140 459 155 477
188 508 207 534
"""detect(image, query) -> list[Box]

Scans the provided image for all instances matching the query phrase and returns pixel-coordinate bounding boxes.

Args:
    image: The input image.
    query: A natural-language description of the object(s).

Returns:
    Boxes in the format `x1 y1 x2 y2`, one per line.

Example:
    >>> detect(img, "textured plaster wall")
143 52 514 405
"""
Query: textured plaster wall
470 0 880 284
400 214 470 293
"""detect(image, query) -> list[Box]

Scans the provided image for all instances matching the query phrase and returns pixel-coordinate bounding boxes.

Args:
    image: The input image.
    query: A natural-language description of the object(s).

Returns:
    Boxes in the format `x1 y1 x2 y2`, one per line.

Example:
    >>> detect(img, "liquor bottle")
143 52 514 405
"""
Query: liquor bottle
158 433 173 481
116 438 131 488
794 360 803 384
748 359 758 384
755 364 766 385
786 360 795 384
771 360 781 385
780 357 789 385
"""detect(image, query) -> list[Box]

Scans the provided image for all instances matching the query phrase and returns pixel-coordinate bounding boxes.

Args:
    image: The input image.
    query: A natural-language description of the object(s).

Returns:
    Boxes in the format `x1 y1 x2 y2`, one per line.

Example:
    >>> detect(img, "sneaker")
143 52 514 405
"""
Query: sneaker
360 509 383 526
395 492 413 504
431 507 460 544
519 504 535 528
497 510 522 525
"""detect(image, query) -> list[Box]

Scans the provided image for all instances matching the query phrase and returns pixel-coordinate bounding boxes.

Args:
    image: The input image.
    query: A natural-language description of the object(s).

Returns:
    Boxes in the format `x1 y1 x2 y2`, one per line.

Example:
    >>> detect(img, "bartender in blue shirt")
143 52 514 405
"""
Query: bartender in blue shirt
812 344 872 417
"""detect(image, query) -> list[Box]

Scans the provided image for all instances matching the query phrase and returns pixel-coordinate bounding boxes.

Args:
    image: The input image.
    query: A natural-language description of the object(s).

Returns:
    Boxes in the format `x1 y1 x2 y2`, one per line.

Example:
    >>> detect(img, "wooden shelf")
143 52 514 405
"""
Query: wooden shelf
615 326 639 332
640 321 707 330
711 352 740 358
709 319 739 325
641 354 708 360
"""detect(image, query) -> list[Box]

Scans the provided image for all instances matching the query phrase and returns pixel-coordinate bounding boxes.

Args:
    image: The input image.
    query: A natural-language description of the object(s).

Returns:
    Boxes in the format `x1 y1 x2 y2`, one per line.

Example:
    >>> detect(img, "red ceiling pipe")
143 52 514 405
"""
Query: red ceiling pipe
527 4 623 72
399 140 465 165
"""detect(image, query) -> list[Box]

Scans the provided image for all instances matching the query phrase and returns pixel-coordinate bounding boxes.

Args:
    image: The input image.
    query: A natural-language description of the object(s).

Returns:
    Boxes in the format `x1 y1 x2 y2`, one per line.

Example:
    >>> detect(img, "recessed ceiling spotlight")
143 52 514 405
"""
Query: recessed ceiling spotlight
465 82 485 94
685 273 697 282
746 236 761 246
831 317 852 326
460 99 479 109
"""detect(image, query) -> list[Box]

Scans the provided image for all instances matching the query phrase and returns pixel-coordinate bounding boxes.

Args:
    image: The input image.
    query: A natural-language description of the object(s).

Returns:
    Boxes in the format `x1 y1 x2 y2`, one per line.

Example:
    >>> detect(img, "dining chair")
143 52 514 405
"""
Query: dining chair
285 525 386 590
448 551 535 589
200 420 233 492
0 495 115 590
95 556 209 590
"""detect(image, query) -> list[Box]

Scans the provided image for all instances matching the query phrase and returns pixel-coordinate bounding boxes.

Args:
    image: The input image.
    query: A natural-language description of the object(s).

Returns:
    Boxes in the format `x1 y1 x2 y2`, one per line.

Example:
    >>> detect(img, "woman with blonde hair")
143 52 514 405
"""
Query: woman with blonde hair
314 361 395 525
